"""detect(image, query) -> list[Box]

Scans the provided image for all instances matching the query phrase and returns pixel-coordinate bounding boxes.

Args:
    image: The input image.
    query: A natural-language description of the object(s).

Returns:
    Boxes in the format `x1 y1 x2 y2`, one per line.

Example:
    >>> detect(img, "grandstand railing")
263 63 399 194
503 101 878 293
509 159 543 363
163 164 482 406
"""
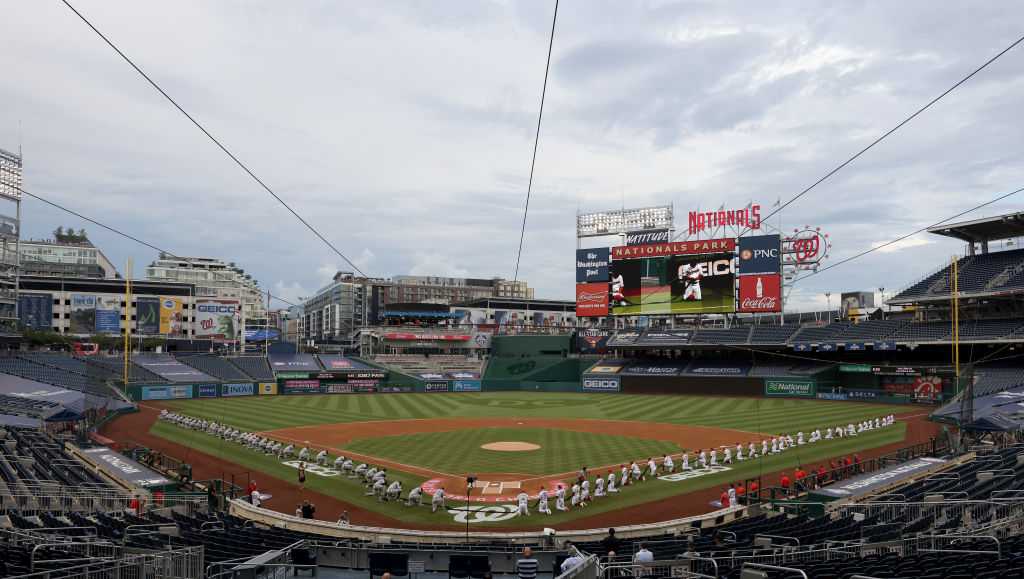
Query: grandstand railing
0 484 208 516
6 546 204 579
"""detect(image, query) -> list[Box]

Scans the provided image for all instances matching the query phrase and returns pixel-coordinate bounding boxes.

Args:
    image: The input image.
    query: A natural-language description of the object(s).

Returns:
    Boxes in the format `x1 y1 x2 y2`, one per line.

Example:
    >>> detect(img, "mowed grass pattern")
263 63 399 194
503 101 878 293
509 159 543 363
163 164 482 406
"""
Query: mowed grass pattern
344 427 680 475
161 392 912 435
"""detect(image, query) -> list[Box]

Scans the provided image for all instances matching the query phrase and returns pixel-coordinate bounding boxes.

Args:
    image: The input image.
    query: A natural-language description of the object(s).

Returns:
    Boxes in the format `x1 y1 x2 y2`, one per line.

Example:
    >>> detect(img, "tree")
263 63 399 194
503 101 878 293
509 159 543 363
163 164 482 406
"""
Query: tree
77 228 87 240
54 226 64 239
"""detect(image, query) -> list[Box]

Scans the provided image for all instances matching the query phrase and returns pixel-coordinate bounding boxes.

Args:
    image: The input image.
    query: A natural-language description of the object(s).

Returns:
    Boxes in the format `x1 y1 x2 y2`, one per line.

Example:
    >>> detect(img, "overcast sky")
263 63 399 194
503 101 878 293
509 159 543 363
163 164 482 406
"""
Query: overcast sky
2 1 1023 310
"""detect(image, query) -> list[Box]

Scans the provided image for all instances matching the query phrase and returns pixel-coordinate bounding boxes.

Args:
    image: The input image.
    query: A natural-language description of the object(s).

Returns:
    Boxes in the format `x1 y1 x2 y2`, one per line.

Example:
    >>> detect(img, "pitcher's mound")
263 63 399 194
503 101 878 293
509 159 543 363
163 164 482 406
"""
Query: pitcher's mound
481 441 541 452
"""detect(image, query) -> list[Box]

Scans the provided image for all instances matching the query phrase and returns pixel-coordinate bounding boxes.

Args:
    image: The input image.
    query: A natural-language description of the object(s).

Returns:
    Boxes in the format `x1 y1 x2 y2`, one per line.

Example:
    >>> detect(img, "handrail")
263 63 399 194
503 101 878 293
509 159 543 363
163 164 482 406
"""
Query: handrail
754 533 800 546
676 554 719 579
742 562 808 579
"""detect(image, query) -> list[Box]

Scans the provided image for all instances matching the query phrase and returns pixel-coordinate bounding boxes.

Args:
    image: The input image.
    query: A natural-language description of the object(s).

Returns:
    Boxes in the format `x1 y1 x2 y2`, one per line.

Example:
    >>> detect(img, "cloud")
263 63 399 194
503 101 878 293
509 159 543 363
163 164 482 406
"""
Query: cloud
870 236 934 254
2 1 1023 309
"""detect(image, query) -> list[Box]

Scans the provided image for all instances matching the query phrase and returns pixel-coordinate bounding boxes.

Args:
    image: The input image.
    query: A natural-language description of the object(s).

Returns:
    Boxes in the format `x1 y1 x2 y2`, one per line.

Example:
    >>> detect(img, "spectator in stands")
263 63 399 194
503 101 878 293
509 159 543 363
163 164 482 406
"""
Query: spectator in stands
843 456 853 478
295 504 302 517
634 543 654 564
853 453 863 474
247 480 258 501
727 483 737 506
780 473 791 497
516 547 539 579
816 465 827 488
748 480 759 497
338 511 350 526
719 487 730 508
561 542 584 573
600 528 620 555
735 481 745 504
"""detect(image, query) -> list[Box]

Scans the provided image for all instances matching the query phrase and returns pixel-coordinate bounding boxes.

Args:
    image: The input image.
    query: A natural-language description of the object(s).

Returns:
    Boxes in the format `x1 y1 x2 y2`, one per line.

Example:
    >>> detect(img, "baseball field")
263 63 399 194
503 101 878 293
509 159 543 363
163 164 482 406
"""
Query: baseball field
138 392 922 528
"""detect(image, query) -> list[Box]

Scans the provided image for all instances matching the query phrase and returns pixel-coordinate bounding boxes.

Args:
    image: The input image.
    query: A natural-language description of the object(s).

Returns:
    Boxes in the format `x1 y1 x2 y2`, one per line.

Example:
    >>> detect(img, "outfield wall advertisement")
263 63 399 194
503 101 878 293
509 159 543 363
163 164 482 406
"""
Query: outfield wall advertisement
258 382 278 395
765 378 817 397
160 298 183 335
221 383 255 397
140 385 193 401
196 384 219 398
582 375 620 392
610 253 735 315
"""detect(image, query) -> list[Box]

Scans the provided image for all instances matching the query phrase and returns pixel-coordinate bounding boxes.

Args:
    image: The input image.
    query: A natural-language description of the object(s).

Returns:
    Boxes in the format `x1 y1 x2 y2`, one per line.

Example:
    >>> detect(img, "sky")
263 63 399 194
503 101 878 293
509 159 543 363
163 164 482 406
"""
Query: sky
2 1 1023 311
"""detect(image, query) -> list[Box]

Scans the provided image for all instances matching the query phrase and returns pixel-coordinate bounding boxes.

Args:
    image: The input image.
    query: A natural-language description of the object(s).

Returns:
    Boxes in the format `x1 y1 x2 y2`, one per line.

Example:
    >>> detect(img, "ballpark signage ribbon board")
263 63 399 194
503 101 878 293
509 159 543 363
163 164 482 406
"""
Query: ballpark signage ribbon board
576 248 610 283
612 238 735 260
765 378 816 397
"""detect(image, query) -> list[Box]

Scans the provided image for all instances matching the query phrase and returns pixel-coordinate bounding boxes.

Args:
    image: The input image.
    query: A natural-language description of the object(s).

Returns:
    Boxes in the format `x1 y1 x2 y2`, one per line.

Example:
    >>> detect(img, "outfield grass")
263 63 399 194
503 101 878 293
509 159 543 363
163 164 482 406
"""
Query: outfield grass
161 391 909 434
151 392 914 527
344 427 680 475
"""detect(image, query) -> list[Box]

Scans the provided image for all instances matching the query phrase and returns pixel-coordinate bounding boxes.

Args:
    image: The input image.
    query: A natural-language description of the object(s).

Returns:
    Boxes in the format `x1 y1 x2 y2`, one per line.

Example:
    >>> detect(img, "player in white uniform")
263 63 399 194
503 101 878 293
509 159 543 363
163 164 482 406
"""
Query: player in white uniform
333 455 345 470
663 454 674 473
607 471 618 493
342 459 354 475
556 485 568 511
298 447 310 462
735 443 744 461
371 478 387 500
537 487 551 514
771 438 779 454
631 462 642 483
431 488 446 513
386 481 402 501
682 451 691 470
581 479 591 504
723 446 732 465
797 432 805 446
748 441 757 459
678 263 703 301
406 486 423 506
594 476 606 498
620 465 629 486
762 439 769 456
280 444 294 459
516 491 530 516
570 484 580 508
611 274 627 306
647 458 657 478
698 450 708 469
315 450 328 466
710 449 718 467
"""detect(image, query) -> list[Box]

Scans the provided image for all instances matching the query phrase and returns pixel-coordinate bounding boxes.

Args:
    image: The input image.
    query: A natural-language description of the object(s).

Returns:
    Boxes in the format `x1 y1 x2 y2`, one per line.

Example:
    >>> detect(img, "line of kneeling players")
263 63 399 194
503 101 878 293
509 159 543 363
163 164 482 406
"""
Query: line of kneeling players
159 409 896 517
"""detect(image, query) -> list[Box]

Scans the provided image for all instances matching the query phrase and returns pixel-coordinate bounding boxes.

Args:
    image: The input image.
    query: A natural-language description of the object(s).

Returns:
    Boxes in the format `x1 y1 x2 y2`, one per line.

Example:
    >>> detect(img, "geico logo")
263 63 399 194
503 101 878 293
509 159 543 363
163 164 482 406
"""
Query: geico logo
680 259 734 277
198 305 237 313
584 379 618 388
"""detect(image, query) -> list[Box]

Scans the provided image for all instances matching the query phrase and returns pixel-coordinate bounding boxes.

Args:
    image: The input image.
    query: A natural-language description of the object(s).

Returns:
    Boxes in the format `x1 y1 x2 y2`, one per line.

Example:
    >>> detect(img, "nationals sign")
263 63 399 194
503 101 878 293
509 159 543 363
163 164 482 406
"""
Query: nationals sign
688 204 761 235
576 283 609 317
737 274 782 313
612 238 735 260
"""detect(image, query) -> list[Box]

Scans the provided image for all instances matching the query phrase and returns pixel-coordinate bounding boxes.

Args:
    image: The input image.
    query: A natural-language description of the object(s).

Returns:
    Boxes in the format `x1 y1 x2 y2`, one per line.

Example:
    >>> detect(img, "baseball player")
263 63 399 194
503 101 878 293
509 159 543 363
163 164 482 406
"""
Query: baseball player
298 447 310 462
342 459 354 475
516 491 530 516
611 273 627 306
364 466 378 483
354 463 368 479
663 454 674 473
770 438 779 454
723 446 732 465
431 487 446 513
386 481 402 501
315 449 328 466
825 427 833 440
581 479 591 504
631 462 642 483
281 444 294 459
678 262 703 301
698 449 707 469
620 465 629 486
537 487 551 514
748 441 757 459
333 455 345 470
407 486 423 506
710 449 719 467
594 475 606 498
836 424 845 438
681 451 690 471
797 432 805 446
736 443 744 461
371 478 386 499
570 483 580 508
786 434 795 447
607 471 618 493
556 485 568 511
647 457 657 479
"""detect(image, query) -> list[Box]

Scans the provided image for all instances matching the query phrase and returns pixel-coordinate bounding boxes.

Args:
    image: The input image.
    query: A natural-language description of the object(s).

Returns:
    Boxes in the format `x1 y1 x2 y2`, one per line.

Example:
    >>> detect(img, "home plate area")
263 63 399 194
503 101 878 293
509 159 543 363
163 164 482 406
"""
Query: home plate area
422 475 567 503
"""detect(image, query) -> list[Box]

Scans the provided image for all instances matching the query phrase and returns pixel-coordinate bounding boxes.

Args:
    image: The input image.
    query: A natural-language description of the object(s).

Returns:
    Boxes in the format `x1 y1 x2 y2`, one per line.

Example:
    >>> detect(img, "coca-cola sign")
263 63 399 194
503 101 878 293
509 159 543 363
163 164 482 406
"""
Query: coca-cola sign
576 282 609 317
737 274 781 313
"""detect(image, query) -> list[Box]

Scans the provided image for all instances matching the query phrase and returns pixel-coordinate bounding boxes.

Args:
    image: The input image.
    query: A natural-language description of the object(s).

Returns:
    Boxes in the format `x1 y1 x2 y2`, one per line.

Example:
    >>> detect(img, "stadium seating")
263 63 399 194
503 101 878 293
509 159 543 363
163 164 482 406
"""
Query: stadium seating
84 356 164 384
788 322 850 343
176 354 254 382
0 394 60 420
226 356 274 381
833 318 908 341
748 325 800 344
893 248 1024 301
0 356 113 397
0 427 114 495
374 353 483 375
689 327 753 344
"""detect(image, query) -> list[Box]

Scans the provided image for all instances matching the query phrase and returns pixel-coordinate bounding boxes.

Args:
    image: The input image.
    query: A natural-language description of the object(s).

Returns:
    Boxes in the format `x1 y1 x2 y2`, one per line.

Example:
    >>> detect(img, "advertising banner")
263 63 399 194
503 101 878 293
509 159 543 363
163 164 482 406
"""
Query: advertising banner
622 365 683 376
610 253 735 315
196 384 219 398
0 215 18 238
582 375 620 392
446 371 480 380
281 380 321 394
841 292 875 315
244 328 280 341
576 248 610 283
738 234 781 275
258 382 278 395
18 294 52 330
817 391 849 401
136 297 160 335
625 229 670 246
471 332 492 349
588 364 623 374
847 389 879 400
69 294 96 334
380 385 414 393
452 380 482 392
425 382 450 393
882 376 945 401
737 273 781 313
765 378 816 397
222 383 255 397
324 383 353 394
95 296 121 334
80 447 171 488
276 371 310 379
612 238 735 260
577 328 612 354
140 385 193 401
840 364 873 373
635 331 693 345
576 283 609 317
196 299 239 341
159 297 183 335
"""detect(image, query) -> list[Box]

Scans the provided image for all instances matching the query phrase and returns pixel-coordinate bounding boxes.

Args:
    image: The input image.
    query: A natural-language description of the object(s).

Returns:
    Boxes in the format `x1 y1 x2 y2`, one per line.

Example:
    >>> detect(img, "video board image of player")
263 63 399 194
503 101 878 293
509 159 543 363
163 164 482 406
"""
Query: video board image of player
610 253 736 315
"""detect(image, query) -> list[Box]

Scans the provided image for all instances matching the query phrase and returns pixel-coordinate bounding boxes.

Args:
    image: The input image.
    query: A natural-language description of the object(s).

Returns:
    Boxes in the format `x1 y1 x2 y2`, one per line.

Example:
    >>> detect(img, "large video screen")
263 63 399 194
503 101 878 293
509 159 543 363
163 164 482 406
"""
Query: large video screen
610 253 735 315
